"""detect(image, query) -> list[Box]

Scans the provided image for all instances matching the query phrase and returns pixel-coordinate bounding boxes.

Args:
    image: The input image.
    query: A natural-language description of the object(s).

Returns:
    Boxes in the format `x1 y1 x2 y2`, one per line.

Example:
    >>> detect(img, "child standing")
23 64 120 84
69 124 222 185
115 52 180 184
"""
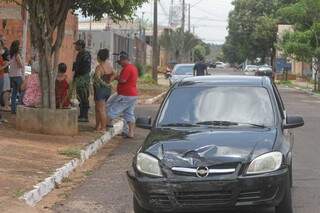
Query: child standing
56 63 70 108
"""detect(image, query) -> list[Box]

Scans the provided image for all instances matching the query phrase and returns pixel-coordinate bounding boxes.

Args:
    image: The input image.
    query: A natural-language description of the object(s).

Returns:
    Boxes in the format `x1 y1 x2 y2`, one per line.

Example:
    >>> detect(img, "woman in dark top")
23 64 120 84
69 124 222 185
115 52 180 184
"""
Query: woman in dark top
93 49 114 132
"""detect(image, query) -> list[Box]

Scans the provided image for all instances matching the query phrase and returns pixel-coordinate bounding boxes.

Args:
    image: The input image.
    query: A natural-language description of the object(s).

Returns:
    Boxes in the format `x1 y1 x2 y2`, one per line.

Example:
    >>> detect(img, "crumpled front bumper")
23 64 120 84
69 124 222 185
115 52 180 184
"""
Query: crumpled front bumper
127 168 289 212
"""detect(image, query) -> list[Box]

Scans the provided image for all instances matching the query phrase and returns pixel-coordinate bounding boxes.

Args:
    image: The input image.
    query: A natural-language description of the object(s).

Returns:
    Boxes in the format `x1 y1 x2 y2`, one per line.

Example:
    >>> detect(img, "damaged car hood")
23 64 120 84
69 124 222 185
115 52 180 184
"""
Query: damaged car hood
141 128 277 168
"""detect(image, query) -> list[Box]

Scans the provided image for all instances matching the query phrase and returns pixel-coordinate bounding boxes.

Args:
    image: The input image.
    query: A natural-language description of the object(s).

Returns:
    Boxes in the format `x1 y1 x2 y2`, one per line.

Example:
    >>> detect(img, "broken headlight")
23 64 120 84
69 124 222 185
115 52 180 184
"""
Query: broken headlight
136 153 163 177
246 152 283 175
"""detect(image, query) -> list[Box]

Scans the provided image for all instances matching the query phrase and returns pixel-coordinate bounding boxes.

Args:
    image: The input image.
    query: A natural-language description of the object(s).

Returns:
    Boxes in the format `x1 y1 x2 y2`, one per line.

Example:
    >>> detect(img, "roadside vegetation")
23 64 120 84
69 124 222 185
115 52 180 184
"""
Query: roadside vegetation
58 148 81 159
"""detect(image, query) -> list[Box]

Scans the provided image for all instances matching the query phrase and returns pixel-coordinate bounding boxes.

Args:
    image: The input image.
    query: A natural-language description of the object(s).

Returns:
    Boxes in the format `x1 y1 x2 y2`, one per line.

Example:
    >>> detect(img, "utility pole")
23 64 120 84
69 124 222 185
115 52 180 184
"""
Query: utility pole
139 12 145 39
142 12 145 40
169 0 174 27
152 0 158 82
188 4 191 32
181 0 185 32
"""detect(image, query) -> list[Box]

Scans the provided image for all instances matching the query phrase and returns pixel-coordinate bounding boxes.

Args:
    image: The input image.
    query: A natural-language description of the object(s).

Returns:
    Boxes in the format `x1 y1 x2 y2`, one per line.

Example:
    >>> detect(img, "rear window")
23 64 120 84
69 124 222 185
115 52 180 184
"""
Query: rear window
174 66 194 75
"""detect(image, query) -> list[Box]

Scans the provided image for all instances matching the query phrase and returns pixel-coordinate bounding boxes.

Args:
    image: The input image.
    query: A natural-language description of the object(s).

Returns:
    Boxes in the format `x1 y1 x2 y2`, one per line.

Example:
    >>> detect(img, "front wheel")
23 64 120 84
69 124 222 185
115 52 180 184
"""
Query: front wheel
275 185 293 213
133 196 153 213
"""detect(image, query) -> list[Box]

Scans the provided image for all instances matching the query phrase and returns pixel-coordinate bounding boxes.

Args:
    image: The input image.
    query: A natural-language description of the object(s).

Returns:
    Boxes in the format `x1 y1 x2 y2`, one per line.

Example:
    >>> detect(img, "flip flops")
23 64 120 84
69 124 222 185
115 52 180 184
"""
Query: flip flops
119 132 134 139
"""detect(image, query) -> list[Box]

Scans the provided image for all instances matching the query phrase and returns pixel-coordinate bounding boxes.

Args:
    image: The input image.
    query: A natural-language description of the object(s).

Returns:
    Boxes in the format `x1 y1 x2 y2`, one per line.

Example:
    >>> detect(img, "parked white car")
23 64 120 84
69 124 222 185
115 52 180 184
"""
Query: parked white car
244 65 259 76
215 62 226 68
169 64 194 85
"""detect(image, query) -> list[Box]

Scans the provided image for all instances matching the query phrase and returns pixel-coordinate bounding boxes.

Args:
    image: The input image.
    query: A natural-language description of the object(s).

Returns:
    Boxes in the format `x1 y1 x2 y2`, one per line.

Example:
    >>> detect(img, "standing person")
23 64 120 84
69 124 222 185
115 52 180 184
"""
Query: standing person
0 37 10 112
56 63 71 109
73 39 91 122
9 40 24 114
21 61 41 107
0 39 9 122
107 52 138 138
193 56 208 76
93 49 114 132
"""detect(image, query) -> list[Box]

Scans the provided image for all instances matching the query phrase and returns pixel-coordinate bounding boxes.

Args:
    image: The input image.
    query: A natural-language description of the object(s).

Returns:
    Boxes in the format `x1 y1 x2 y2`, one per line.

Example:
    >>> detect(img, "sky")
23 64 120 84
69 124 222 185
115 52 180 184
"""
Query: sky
136 0 234 44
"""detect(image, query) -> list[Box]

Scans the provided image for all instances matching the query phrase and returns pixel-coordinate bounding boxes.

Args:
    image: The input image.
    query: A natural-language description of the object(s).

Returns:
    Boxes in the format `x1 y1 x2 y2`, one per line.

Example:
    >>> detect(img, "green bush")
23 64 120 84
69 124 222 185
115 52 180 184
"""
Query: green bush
145 65 152 73
141 73 156 84
280 80 292 85
135 63 145 77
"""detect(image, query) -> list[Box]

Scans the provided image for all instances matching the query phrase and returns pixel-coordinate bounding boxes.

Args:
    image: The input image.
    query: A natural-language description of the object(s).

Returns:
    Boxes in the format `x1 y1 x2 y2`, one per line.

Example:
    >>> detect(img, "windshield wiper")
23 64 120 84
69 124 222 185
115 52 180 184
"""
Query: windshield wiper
161 123 199 127
196 121 239 126
196 121 268 128
237 123 268 128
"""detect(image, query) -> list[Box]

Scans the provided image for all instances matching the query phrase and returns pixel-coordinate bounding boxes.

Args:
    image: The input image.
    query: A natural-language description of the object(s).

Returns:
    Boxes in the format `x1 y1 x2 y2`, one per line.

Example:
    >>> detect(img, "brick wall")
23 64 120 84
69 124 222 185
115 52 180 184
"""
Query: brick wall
0 3 78 80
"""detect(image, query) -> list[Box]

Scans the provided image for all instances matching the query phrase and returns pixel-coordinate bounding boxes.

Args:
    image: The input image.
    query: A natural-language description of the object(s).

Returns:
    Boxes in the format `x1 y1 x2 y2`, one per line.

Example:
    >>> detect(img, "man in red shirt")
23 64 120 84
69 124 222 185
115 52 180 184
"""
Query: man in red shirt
107 52 138 138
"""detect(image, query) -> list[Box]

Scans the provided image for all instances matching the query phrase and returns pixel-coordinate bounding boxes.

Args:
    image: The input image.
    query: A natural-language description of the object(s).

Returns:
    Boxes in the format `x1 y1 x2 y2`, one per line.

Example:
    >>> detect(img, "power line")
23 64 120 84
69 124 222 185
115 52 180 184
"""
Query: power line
190 0 205 8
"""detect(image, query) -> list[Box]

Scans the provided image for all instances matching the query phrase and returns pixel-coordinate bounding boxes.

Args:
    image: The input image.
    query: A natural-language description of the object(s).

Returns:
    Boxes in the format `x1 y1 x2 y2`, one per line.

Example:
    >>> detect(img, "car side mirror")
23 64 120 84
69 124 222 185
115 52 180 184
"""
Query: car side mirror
136 117 152 129
283 116 304 129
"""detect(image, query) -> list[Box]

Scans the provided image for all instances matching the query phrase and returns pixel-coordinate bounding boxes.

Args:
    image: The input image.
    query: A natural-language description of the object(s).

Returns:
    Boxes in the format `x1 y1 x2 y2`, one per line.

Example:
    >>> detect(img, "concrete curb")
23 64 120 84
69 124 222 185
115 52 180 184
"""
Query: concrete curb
281 84 320 97
140 91 167 105
20 121 124 206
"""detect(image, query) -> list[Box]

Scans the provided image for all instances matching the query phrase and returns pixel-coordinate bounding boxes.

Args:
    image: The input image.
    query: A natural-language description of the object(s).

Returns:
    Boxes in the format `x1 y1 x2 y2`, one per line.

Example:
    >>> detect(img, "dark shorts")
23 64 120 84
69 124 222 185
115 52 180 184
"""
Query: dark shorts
94 86 111 101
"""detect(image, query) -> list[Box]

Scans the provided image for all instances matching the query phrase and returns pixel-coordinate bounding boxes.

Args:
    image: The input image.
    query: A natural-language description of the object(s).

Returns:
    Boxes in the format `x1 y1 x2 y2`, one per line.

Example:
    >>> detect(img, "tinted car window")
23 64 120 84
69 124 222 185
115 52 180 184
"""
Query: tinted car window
158 86 274 127
173 66 194 75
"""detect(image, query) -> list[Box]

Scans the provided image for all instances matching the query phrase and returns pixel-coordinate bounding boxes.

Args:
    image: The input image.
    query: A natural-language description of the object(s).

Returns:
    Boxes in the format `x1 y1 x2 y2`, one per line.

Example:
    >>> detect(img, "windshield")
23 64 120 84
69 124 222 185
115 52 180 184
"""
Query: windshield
173 65 194 75
158 86 274 127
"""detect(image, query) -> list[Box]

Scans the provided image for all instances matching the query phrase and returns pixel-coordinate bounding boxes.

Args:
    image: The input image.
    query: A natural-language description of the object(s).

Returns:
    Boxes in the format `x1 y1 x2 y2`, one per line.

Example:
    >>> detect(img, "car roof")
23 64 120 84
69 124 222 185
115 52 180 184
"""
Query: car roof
177 75 272 87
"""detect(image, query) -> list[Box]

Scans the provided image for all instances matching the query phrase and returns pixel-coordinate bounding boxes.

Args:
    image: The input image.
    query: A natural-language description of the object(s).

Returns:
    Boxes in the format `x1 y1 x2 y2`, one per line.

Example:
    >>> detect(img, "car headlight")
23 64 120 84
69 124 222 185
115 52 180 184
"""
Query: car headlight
246 152 283 175
136 153 162 177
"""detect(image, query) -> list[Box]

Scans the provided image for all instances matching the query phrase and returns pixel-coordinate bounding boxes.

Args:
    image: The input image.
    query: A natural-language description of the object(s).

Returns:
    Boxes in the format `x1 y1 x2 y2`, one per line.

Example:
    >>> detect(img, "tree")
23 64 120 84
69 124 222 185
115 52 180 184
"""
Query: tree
159 28 200 63
223 0 295 66
193 44 206 61
3 0 147 109
207 43 223 62
278 0 320 91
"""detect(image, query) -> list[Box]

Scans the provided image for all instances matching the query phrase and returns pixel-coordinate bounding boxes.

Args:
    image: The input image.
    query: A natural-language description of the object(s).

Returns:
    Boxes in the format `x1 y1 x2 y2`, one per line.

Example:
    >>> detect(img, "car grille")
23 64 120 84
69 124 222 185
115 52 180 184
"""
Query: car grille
237 191 262 202
175 191 233 206
237 187 279 203
149 193 171 207
149 187 279 208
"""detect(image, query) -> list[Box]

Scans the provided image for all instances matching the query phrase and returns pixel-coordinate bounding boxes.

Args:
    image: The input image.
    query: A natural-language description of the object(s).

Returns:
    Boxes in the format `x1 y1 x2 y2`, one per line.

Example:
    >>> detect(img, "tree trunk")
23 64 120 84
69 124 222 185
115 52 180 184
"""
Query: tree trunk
271 46 276 73
25 0 70 109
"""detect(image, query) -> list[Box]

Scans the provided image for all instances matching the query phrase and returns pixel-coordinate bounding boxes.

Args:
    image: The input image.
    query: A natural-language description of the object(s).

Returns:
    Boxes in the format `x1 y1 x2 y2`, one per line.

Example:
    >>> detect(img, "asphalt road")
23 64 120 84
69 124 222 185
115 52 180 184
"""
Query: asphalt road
53 69 320 213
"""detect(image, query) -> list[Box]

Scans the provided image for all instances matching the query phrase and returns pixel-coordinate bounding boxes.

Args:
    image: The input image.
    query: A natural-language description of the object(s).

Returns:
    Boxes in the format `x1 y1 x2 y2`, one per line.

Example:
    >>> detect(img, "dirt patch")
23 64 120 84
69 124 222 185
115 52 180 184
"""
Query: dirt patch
0 111 103 212
138 80 168 103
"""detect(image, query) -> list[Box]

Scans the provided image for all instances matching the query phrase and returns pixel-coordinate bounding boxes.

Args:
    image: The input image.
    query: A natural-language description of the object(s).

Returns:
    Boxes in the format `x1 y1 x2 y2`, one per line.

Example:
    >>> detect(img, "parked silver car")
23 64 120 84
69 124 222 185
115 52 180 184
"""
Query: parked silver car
169 64 194 85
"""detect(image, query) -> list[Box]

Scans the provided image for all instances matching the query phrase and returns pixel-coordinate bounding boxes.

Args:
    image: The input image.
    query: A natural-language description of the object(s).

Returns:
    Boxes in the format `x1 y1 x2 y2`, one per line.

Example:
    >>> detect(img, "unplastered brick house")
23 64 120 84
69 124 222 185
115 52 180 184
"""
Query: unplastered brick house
0 2 78 79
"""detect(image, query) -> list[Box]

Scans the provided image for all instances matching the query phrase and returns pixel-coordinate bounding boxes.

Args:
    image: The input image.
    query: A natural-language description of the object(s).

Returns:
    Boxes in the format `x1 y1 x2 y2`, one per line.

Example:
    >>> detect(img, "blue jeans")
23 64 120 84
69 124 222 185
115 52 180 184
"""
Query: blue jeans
10 76 23 113
107 94 138 134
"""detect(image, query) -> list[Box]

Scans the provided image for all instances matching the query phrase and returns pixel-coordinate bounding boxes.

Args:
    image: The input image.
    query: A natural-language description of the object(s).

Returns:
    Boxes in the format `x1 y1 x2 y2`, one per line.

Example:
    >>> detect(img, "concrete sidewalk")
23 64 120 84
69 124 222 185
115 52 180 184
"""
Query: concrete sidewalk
279 79 320 97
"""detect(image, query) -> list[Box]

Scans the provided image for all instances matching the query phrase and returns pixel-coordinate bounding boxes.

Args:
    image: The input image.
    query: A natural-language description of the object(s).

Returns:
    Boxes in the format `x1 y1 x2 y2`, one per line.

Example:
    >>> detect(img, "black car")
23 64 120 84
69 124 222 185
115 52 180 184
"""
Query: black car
128 76 304 213
255 65 274 80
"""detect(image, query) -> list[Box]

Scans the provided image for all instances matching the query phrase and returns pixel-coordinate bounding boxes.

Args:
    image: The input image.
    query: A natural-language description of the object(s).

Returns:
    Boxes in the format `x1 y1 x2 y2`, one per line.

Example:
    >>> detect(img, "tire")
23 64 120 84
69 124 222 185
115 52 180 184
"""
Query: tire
133 196 153 213
289 163 293 188
275 184 293 213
